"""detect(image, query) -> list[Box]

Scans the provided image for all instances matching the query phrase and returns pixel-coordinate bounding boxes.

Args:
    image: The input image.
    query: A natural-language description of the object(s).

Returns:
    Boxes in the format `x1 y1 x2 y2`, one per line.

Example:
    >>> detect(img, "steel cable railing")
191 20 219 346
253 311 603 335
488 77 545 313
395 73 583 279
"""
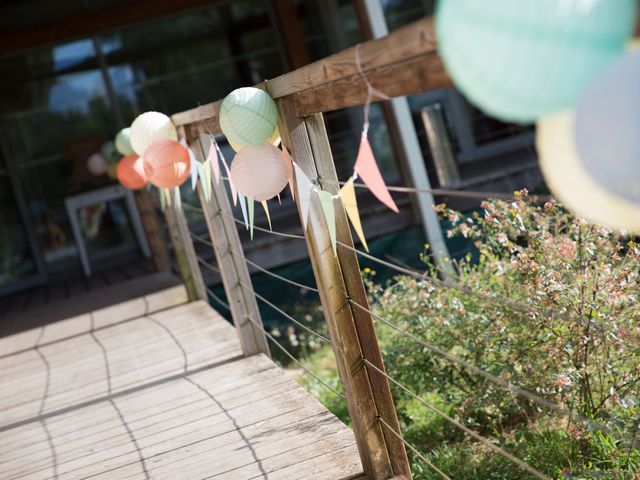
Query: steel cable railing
178 182 634 478
363 359 550 480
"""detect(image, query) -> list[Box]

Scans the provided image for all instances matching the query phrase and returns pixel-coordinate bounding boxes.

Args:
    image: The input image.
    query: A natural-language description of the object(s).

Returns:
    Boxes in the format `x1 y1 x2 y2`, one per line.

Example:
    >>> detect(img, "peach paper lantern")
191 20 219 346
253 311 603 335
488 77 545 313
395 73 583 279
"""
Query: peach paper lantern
142 140 191 188
116 154 148 190
230 144 291 201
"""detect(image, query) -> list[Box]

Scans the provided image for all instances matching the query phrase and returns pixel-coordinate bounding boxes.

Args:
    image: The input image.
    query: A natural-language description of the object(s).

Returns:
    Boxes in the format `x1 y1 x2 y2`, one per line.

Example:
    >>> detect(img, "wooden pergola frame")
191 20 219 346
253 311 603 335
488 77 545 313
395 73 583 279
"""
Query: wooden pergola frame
170 16 452 480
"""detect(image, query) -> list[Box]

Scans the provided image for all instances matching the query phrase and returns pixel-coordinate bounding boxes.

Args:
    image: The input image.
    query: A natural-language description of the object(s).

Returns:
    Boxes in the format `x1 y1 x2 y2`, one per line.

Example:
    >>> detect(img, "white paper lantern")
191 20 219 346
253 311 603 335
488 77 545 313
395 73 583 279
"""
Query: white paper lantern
115 127 134 155
230 144 291 201
574 51 640 208
129 111 178 156
536 111 640 231
220 87 278 148
87 152 107 176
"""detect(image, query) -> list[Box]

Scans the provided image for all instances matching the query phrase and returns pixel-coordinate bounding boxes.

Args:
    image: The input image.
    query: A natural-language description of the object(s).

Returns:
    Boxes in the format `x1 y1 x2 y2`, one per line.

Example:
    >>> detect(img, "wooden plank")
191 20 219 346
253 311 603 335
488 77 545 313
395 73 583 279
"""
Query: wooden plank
189 134 269 358
0 319 361 480
0 301 242 426
171 16 449 129
278 100 410 478
163 206 207 301
0 0 225 55
0 282 188 357
134 190 170 272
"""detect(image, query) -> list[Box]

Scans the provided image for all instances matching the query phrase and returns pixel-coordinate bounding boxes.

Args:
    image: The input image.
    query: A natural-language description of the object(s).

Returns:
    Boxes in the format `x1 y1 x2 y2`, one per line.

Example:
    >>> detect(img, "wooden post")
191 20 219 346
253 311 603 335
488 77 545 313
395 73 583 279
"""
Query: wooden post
134 190 170 272
277 98 411 479
164 204 206 301
188 133 270 358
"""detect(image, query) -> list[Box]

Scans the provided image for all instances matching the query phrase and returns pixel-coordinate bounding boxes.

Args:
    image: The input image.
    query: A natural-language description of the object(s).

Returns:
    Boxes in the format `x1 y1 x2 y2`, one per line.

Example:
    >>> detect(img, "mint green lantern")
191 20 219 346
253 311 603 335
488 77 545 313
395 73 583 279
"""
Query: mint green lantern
115 128 134 156
219 87 278 147
436 0 637 123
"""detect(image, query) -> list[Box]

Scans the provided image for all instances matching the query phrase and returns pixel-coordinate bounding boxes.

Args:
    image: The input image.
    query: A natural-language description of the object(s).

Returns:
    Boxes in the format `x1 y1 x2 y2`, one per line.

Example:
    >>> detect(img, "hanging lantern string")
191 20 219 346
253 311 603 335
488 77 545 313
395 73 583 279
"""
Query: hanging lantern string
355 43 390 136
198 116 231 170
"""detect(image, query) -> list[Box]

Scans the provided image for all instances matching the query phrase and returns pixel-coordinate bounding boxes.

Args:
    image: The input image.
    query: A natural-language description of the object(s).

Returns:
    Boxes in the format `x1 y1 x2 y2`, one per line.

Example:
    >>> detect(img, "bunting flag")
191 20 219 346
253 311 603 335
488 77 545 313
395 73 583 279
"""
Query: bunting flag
283 146 295 201
159 187 167 210
261 201 272 230
317 190 337 255
340 178 369 252
204 156 212 197
208 142 221 185
238 192 249 229
179 138 199 191
354 133 398 213
248 198 255 240
173 186 182 211
196 161 209 201
221 156 238 206
294 163 313 230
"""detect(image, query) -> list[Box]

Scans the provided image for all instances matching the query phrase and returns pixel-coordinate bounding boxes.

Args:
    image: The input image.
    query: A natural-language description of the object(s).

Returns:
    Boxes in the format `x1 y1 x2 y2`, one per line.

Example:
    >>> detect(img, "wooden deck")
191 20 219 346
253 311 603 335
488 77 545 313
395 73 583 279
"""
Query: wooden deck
0 278 363 479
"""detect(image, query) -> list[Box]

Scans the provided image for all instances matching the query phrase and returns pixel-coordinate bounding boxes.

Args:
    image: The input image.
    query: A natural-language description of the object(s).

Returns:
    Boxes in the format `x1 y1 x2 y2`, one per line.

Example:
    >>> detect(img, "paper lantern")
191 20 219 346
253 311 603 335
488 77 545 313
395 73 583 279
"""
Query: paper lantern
536 111 640 231
229 126 281 152
101 141 119 163
115 128 134 155
130 111 178 156
87 153 107 175
116 154 148 190
220 87 278 147
143 140 190 188
574 51 640 208
436 0 637 122
230 144 291 201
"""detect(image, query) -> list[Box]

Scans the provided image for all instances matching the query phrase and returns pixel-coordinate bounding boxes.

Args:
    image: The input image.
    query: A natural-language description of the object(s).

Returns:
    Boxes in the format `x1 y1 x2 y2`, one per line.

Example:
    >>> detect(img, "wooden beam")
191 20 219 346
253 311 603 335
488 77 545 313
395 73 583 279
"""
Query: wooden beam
278 98 411 479
189 135 270 358
0 0 223 56
171 16 449 128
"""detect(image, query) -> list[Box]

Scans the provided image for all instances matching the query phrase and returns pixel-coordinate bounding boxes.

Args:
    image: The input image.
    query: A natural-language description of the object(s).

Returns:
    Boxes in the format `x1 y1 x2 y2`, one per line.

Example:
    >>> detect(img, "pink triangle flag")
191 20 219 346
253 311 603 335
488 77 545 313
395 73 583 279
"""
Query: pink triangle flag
354 134 398 213
208 143 221 185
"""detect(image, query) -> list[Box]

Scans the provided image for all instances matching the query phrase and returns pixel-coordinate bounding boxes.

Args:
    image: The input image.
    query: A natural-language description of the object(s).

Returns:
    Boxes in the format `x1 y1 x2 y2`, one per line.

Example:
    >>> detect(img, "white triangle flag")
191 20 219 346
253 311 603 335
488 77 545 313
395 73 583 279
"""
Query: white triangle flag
294 163 313 230
238 191 249 229
317 190 337 255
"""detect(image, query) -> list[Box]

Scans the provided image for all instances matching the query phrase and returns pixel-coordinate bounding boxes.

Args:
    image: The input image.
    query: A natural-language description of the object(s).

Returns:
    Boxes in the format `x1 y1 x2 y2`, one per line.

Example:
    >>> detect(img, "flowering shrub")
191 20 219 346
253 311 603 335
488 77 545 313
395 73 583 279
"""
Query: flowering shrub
365 191 640 478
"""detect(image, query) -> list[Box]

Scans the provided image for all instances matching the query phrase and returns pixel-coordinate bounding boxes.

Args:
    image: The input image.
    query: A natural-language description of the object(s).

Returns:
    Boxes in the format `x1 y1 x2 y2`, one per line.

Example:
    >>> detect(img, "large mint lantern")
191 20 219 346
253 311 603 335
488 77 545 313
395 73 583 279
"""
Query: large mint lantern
436 0 637 122
219 87 278 147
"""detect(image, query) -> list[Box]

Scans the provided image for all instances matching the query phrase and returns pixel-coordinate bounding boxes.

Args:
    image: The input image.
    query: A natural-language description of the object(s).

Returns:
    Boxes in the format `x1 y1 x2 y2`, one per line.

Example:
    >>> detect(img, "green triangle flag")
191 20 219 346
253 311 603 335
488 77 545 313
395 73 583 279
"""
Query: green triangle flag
317 190 337 255
248 198 255 240
159 187 167 210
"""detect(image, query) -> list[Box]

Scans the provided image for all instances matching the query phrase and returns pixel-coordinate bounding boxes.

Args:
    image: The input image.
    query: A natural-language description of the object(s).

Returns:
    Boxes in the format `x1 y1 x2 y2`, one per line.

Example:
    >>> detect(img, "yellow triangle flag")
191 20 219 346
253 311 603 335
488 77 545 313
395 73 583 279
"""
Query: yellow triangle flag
340 178 369 252
261 200 272 230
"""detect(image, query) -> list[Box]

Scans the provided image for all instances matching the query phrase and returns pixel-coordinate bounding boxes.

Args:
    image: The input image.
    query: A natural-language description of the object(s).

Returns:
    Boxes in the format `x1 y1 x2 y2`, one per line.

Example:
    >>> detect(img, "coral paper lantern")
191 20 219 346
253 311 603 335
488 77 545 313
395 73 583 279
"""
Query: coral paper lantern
230 144 291 201
116 154 148 190
436 0 637 122
220 87 278 147
115 128 134 155
87 153 107 175
129 111 178 156
142 140 190 188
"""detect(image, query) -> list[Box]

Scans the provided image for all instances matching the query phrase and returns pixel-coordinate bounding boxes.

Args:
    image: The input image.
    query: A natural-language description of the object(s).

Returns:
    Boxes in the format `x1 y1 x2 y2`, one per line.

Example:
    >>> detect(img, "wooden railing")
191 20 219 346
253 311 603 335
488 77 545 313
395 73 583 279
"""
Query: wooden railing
163 16 451 480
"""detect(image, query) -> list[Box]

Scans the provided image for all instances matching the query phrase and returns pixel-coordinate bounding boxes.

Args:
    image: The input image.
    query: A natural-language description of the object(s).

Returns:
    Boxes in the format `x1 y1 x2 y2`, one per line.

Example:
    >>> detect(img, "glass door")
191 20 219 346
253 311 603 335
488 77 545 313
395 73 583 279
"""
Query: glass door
0 155 46 296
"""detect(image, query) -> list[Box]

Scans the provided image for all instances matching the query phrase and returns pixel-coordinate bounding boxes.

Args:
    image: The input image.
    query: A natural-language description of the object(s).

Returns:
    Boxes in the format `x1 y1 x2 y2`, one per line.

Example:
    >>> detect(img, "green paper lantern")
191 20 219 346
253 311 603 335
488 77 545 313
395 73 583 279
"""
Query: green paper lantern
219 87 278 147
115 128 134 156
436 0 637 122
